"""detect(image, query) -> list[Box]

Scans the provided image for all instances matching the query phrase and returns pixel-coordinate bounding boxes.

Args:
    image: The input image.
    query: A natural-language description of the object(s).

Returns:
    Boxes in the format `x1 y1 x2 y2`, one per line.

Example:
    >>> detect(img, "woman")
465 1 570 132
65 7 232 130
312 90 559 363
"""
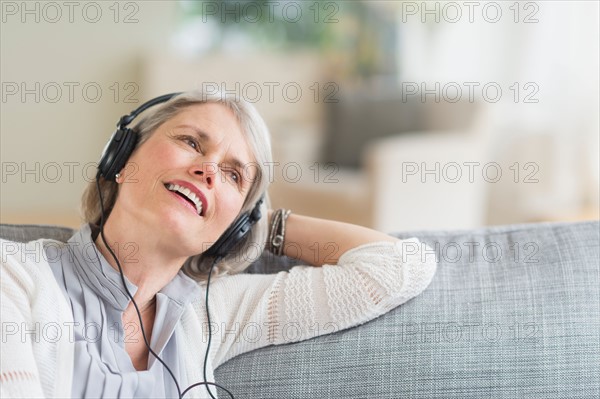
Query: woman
0 91 437 398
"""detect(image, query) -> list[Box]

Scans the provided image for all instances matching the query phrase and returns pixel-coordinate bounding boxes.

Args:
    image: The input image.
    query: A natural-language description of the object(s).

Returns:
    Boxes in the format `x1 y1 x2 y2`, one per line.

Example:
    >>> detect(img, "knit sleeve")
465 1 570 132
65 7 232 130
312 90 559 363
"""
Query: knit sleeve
207 237 437 367
0 239 74 399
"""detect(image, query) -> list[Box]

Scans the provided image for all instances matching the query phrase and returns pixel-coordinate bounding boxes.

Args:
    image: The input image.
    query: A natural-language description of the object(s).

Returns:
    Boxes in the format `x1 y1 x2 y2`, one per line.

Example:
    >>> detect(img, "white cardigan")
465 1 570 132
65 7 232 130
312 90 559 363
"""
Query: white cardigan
0 237 437 398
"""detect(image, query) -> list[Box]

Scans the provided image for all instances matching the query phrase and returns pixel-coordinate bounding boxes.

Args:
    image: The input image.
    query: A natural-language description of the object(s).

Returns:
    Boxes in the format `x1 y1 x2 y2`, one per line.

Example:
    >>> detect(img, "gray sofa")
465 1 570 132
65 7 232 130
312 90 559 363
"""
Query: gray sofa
1 220 599 398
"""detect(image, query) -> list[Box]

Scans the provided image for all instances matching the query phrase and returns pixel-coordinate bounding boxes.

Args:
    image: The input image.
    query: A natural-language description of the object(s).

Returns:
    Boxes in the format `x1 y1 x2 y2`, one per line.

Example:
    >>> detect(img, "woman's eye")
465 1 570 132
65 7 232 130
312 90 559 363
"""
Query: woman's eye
180 135 199 151
230 170 241 184
225 169 242 185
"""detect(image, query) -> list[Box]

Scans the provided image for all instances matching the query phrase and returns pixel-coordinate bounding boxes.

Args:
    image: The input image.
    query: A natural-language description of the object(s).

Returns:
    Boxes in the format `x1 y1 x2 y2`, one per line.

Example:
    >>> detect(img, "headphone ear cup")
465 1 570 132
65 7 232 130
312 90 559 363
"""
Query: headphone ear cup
98 128 138 181
204 198 264 258
205 213 251 258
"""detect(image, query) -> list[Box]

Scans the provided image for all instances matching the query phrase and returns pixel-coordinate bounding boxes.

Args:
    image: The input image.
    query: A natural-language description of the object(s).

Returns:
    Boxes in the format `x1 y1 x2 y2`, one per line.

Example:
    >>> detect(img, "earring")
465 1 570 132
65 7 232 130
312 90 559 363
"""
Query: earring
115 173 121 182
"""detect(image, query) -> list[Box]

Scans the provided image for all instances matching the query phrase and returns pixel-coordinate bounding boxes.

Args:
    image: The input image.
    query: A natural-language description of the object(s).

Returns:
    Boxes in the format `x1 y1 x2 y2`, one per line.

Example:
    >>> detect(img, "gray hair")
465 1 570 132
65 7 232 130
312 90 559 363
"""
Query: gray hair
81 90 273 281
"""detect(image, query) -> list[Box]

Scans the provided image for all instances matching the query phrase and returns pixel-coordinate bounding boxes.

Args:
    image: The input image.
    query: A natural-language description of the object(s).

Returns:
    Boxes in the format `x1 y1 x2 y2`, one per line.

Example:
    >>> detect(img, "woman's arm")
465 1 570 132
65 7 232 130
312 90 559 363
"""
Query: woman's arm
205 210 437 368
208 230 437 367
1 239 74 398
268 210 400 266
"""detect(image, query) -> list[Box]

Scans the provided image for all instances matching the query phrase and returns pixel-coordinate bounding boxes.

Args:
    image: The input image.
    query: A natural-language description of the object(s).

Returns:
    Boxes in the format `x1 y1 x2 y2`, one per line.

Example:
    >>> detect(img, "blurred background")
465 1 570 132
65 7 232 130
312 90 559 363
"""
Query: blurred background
1 0 598 231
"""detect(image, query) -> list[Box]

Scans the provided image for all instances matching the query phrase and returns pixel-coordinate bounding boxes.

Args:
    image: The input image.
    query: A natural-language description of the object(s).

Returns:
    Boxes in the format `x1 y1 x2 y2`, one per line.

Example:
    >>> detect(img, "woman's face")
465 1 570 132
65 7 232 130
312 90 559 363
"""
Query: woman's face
112 102 256 257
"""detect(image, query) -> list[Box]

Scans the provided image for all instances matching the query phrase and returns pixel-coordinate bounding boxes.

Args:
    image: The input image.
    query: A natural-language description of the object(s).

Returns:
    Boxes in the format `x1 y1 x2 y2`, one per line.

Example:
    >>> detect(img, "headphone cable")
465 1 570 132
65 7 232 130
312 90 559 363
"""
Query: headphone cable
182 253 223 399
95 173 235 399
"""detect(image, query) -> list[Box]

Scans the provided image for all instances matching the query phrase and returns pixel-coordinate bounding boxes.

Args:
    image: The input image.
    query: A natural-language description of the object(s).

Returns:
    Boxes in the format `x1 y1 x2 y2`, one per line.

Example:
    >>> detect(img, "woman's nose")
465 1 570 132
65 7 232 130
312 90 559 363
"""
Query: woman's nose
192 162 218 188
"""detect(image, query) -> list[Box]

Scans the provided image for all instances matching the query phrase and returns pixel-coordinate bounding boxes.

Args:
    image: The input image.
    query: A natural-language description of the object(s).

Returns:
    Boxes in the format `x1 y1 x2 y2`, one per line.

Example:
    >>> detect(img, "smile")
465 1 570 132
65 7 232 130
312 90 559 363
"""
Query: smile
164 183 204 216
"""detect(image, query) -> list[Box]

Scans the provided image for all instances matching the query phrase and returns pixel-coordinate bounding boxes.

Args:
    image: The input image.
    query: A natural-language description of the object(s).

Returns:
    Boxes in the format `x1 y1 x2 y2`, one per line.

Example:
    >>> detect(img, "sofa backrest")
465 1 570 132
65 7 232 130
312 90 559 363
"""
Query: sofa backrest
0 224 76 243
216 220 600 398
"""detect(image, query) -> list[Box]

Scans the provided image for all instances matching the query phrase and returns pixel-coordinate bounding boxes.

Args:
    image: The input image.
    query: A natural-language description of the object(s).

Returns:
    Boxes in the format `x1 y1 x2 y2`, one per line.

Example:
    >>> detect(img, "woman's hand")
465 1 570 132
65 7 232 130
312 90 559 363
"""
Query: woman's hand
267 209 399 266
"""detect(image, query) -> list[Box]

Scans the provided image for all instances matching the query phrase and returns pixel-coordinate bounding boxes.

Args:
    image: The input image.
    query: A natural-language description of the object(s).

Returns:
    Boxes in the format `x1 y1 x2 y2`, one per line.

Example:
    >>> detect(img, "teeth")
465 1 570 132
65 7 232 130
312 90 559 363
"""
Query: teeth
166 183 203 216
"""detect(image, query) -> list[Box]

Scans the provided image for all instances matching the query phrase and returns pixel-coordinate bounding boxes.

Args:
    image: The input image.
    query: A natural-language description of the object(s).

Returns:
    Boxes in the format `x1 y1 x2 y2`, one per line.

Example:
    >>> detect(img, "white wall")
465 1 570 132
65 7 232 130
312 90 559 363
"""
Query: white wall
396 0 600 224
1 1 179 227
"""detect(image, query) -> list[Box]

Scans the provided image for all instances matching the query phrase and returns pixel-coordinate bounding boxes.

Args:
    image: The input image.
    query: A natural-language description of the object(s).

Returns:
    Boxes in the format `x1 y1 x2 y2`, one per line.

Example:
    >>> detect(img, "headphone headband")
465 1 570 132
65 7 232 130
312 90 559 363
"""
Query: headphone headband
118 92 182 129
98 92 181 182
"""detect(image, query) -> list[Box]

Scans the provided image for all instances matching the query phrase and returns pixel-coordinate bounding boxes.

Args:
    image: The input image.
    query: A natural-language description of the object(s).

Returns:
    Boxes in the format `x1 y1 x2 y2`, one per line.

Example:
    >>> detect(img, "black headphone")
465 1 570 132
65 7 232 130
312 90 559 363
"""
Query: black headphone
97 92 264 258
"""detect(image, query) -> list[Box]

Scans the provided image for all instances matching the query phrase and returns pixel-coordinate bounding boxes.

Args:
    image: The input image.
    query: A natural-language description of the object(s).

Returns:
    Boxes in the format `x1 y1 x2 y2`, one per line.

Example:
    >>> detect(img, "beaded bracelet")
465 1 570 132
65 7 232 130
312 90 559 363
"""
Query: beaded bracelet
268 208 291 256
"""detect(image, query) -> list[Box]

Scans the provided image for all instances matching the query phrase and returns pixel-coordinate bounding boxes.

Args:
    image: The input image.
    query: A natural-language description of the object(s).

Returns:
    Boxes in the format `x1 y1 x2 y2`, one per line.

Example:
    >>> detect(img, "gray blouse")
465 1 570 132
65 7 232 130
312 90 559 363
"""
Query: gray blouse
46 224 202 398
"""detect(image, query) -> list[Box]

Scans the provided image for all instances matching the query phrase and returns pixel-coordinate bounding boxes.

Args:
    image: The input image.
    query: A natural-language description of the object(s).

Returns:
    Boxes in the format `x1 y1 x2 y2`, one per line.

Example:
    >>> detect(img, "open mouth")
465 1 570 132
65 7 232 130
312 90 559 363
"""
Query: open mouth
164 183 204 216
